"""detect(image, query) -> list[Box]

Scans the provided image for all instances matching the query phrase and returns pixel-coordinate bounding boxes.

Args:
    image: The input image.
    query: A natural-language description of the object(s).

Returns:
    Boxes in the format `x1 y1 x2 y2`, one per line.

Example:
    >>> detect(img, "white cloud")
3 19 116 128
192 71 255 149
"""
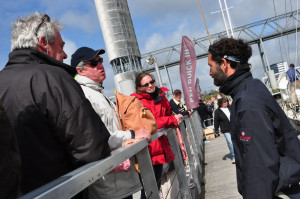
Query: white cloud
59 11 99 33
62 37 77 65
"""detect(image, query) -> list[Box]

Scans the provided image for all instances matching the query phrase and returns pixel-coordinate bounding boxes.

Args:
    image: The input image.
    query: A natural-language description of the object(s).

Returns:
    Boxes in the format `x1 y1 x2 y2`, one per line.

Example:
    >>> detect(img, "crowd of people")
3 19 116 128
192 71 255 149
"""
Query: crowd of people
0 12 184 199
1 11 300 199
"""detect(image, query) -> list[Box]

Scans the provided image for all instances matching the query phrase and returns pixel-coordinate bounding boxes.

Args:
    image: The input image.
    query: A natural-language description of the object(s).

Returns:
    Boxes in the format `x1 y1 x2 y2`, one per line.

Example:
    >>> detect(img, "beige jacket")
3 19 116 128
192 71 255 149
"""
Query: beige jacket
76 75 142 199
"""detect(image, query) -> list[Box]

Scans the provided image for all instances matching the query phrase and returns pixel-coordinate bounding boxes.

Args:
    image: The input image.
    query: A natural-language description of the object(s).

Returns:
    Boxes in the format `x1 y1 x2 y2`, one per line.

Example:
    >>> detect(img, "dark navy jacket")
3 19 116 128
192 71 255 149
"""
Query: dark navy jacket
170 99 189 116
220 71 300 199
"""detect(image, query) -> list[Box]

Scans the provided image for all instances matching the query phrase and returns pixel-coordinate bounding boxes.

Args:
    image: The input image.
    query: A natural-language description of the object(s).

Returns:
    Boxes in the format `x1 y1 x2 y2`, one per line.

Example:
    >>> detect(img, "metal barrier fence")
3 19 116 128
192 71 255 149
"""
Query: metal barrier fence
20 111 204 199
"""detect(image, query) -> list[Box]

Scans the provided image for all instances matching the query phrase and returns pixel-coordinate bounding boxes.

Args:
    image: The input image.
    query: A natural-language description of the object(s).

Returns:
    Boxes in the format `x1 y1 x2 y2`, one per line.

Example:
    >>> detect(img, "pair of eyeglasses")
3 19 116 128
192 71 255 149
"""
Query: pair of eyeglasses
87 58 103 67
140 79 155 87
35 14 50 36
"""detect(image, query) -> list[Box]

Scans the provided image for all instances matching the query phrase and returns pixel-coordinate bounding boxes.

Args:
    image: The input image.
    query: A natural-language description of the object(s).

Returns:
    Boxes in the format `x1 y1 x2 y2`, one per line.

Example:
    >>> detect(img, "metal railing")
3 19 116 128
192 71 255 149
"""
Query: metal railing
20 111 204 199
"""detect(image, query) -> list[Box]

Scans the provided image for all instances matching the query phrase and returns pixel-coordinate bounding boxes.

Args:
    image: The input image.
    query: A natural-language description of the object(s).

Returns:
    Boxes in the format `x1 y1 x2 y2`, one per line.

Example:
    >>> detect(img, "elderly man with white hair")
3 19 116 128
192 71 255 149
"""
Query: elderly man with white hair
0 12 111 196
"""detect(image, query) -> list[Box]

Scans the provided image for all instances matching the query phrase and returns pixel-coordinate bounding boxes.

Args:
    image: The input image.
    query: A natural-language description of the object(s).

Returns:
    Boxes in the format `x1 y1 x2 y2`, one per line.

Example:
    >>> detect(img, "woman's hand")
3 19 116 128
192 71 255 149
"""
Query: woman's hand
175 114 183 125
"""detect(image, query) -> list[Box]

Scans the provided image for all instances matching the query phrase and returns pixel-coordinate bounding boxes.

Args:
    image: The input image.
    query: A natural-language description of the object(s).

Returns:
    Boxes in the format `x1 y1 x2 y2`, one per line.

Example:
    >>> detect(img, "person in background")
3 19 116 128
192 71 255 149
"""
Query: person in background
213 98 235 164
0 101 21 199
210 97 218 109
210 96 218 116
71 47 151 199
195 99 211 129
208 37 300 198
132 73 182 199
170 89 191 117
286 63 300 108
206 101 214 120
0 12 111 196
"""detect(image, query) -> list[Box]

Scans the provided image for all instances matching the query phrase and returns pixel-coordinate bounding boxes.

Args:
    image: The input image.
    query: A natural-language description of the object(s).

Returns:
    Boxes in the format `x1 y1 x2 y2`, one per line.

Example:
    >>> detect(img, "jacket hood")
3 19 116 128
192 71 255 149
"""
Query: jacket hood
6 48 76 77
75 74 103 91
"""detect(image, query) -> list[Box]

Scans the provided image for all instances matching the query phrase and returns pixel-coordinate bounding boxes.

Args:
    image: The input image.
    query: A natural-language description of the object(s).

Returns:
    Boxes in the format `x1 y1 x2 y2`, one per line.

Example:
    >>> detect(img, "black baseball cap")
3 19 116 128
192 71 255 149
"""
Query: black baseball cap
71 47 105 67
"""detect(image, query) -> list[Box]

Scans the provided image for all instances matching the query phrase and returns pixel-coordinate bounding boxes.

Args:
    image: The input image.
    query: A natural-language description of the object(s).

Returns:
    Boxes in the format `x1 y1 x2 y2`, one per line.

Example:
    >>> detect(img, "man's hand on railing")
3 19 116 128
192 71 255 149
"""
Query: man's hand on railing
122 138 139 146
175 114 183 125
134 128 152 142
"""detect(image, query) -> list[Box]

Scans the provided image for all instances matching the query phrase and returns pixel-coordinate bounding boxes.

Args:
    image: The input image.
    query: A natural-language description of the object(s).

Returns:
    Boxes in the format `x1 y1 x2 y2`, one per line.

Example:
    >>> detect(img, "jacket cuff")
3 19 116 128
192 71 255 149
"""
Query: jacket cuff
129 130 135 139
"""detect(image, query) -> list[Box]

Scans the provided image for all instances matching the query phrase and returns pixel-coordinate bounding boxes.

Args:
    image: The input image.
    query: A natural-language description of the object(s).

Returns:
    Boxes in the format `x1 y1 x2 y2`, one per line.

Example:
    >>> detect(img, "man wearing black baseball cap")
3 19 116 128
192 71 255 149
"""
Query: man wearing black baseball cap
71 47 105 67
71 47 151 199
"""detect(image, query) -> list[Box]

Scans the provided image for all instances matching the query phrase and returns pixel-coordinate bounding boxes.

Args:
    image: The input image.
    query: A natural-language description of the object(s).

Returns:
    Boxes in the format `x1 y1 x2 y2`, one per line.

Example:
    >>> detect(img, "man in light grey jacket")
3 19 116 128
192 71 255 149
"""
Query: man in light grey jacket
71 47 151 199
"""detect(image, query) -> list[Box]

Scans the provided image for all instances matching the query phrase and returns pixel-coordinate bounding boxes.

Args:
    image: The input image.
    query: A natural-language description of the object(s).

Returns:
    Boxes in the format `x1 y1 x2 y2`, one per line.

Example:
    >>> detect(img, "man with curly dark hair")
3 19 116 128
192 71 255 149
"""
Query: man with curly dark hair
208 38 300 199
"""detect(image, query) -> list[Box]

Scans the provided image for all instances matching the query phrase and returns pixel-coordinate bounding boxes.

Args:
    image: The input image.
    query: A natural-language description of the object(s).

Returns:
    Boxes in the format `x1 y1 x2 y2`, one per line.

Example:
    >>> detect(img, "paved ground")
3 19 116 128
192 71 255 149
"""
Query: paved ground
203 134 242 199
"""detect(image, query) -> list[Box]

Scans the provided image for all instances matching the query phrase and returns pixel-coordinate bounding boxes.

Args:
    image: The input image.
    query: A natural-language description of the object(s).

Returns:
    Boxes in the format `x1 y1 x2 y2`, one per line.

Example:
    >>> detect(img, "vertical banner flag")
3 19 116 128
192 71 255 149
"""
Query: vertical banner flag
195 77 201 100
179 36 199 109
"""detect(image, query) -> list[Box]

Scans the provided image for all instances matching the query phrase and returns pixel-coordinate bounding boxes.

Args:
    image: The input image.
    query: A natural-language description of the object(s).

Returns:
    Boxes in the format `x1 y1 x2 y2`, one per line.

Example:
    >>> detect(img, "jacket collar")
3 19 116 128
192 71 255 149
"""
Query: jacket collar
136 87 168 102
172 98 181 105
75 74 103 91
219 64 252 98
6 48 76 76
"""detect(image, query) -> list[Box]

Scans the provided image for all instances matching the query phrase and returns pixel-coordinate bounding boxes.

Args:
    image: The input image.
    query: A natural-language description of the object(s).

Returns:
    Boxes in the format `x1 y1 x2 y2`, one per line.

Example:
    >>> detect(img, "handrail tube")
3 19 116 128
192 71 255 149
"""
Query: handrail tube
20 139 149 199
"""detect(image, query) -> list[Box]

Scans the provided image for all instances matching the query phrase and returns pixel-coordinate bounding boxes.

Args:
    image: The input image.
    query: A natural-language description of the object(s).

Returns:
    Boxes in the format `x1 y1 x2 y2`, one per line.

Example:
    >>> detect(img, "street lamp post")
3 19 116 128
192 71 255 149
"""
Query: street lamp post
146 57 163 87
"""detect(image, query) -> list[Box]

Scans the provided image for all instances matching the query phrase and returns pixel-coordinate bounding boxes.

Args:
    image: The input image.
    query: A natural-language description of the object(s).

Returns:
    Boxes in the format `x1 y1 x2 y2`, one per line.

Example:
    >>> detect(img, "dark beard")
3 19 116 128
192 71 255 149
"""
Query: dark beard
213 64 227 86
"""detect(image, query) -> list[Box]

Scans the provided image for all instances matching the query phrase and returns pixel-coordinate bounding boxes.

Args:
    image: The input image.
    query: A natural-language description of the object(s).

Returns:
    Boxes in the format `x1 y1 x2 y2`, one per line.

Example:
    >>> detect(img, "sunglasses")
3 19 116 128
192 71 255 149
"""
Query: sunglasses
140 79 155 87
35 14 50 37
87 58 103 67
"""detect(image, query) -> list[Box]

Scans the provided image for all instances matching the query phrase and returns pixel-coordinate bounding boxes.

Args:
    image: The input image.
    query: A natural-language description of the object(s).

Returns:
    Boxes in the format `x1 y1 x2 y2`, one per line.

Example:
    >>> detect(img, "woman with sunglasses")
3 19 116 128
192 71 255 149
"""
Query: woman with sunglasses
214 98 235 164
131 72 183 199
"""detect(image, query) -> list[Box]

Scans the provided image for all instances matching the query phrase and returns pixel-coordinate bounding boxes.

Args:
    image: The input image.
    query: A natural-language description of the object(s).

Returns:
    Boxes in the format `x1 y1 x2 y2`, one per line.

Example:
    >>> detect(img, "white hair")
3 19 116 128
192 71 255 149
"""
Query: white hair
11 12 64 51
76 61 86 70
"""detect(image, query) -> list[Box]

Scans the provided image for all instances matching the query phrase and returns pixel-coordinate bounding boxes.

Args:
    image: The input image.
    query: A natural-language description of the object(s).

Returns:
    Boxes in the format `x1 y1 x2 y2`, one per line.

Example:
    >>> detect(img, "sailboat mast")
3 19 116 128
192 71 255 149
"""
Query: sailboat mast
224 0 235 38
218 0 230 37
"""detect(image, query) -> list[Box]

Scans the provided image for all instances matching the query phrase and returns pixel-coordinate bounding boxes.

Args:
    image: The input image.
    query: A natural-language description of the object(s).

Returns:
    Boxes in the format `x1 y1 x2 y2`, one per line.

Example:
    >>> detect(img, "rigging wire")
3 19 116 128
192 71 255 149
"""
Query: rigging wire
295 0 299 68
284 0 291 65
294 0 299 110
293 0 300 111
272 0 290 65
196 0 212 44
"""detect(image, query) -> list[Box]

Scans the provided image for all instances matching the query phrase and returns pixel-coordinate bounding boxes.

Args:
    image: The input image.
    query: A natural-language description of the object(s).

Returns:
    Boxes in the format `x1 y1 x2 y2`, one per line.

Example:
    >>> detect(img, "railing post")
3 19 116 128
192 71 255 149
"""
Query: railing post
166 129 192 199
185 117 204 187
190 112 204 162
136 146 160 199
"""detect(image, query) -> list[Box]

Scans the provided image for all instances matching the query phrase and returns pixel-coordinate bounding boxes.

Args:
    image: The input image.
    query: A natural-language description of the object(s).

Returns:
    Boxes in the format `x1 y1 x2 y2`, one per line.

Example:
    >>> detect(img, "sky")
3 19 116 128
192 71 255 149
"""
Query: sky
0 0 299 99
